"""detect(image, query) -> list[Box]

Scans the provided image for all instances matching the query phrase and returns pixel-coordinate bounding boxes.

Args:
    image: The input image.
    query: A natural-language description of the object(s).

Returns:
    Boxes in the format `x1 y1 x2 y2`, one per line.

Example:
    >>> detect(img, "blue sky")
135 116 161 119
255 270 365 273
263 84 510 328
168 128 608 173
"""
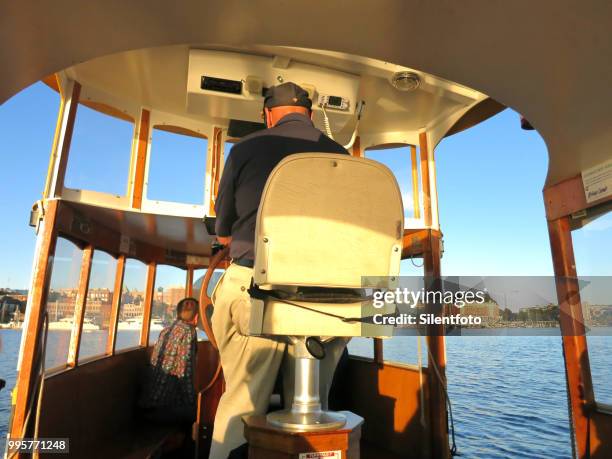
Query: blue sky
0 82 609 290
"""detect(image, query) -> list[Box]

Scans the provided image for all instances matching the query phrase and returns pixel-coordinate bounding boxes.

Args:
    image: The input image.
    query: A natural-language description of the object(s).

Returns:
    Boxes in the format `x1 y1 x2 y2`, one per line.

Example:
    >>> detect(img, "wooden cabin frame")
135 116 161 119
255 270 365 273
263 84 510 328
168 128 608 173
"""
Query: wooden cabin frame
9 73 455 458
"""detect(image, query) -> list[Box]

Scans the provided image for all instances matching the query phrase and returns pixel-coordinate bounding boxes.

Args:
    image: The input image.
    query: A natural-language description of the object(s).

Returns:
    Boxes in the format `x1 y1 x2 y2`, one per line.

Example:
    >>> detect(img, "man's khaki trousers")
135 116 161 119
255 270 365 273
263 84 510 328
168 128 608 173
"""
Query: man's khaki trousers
208 263 348 459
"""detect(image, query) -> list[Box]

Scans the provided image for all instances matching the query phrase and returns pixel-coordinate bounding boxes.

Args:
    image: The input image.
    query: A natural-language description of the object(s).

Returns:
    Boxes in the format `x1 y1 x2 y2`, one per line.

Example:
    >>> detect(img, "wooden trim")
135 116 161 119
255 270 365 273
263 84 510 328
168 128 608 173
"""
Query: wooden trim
55 74 65 99
208 127 223 216
44 74 133 123
548 217 595 458
186 267 194 297
53 81 80 196
420 130 448 458
41 73 60 93
81 100 134 123
410 145 421 219
423 229 448 459
544 174 611 221
419 132 432 227
402 228 442 259
140 263 156 347
131 109 151 209
154 124 207 139
373 338 384 365
44 81 80 199
106 255 126 355
351 136 361 157
54 200 202 268
67 246 94 367
10 200 59 439
43 83 66 199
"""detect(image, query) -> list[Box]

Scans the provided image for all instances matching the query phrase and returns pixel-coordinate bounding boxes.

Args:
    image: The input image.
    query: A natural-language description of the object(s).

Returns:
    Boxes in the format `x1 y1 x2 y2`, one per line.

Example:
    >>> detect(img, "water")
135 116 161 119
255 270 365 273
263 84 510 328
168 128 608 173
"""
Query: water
349 329 612 459
1 329 611 458
0 330 19 454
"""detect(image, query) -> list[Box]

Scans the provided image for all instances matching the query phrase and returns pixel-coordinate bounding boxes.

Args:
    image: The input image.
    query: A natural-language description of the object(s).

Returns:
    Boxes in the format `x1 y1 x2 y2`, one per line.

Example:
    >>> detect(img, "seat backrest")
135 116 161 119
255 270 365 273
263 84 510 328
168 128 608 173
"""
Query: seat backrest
253 153 403 289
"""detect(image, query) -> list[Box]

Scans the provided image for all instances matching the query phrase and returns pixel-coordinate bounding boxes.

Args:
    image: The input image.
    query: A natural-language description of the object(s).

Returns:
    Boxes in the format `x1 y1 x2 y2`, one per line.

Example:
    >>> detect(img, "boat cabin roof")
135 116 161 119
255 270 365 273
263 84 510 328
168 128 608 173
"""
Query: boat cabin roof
46 44 496 149
2 1 612 187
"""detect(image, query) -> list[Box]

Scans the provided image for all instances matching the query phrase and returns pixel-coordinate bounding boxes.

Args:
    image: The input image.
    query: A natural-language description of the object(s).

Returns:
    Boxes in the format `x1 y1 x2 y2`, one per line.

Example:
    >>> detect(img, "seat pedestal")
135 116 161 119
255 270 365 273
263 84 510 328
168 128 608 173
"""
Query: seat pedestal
243 411 363 459
267 338 346 431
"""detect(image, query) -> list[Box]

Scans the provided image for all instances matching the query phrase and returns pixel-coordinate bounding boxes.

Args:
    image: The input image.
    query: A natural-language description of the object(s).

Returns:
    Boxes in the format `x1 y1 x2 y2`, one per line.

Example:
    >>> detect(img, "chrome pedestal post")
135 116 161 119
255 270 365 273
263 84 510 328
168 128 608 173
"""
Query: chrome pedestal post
267 337 346 431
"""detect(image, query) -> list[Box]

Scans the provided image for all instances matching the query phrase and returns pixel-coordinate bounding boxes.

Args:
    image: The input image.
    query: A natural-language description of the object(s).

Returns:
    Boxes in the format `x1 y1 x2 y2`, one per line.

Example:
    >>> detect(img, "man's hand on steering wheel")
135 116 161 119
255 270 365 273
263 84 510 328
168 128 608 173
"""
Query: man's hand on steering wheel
217 235 232 246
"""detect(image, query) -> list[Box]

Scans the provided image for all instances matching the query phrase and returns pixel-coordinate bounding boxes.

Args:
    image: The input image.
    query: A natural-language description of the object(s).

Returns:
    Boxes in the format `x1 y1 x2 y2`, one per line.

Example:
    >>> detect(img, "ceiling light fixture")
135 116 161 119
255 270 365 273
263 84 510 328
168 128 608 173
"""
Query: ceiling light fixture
391 71 421 91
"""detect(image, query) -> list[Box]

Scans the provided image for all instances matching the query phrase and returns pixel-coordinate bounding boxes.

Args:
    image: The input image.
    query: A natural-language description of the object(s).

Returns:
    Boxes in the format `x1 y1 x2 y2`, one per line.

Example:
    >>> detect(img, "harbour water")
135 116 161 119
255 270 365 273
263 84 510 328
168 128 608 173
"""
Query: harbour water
1 328 611 458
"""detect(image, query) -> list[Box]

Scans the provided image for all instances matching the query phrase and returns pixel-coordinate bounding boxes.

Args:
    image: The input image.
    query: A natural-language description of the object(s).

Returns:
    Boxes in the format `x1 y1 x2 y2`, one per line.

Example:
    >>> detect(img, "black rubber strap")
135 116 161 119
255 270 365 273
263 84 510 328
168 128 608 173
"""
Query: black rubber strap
248 281 394 324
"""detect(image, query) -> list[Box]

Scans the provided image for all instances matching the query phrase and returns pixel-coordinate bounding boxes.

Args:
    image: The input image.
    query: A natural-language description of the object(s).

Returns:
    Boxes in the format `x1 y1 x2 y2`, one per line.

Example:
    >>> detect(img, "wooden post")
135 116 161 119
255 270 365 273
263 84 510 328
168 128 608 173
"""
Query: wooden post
42 82 67 199
351 136 362 157
10 200 59 439
244 412 364 459
373 338 384 365
548 217 595 458
411 144 421 219
419 133 432 227
106 255 126 355
67 246 94 367
140 263 156 347
186 267 194 297
44 80 80 199
208 127 223 216
131 109 151 210
419 131 449 459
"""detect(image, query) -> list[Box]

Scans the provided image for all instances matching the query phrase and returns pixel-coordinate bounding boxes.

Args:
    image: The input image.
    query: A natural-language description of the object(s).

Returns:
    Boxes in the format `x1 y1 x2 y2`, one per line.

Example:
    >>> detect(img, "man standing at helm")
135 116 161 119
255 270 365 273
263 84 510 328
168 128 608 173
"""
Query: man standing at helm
210 82 348 458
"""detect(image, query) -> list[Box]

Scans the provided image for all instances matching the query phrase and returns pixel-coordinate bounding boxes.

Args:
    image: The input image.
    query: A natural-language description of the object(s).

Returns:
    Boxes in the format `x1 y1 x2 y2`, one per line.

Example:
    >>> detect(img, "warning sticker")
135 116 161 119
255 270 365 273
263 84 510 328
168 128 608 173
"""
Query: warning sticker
582 158 612 204
298 451 341 459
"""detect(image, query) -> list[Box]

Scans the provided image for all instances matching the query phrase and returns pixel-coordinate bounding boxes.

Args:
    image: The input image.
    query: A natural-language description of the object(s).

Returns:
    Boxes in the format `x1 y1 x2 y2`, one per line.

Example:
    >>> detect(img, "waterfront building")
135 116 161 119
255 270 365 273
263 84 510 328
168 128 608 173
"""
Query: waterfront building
461 300 500 323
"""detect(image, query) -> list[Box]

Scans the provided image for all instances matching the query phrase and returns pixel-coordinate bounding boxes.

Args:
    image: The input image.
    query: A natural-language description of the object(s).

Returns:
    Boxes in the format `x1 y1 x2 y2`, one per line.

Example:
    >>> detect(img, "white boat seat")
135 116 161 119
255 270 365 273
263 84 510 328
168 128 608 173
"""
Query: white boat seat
246 152 404 431
248 152 404 339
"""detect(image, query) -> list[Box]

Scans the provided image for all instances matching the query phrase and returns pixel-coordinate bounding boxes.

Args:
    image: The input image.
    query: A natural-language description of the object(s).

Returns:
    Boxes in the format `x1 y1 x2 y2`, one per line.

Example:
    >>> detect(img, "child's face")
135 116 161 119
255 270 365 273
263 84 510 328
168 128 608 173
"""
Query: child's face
179 300 198 324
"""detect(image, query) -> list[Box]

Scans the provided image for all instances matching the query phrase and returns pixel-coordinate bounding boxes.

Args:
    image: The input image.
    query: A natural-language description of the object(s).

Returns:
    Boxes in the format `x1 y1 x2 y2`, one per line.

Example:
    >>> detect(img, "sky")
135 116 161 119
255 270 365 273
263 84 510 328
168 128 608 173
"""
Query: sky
0 82 610 291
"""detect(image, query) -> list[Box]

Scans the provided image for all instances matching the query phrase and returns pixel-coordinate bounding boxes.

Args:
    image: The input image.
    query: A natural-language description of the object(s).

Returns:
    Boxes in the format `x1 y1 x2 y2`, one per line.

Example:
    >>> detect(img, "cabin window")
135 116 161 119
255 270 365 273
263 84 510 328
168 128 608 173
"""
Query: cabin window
400 259 427 276
383 336 429 366
224 141 235 163
150 265 186 344
347 338 374 359
64 104 134 196
366 146 422 222
44 238 83 370
192 268 225 301
572 210 612 406
78 250 116 362
115 258 148 350
146 127 207 205
347 337 429 366
192 268 225 341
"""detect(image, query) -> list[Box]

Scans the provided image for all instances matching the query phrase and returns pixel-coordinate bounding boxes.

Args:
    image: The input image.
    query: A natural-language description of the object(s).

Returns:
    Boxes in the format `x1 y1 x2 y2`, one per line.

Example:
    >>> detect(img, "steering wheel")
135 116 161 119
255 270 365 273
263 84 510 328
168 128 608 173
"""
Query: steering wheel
198 245 230 350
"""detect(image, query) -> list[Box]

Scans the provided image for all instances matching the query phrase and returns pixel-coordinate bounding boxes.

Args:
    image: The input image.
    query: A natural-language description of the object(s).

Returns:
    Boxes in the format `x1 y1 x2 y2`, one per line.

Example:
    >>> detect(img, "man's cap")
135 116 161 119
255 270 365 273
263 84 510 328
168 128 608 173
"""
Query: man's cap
264 82 312 110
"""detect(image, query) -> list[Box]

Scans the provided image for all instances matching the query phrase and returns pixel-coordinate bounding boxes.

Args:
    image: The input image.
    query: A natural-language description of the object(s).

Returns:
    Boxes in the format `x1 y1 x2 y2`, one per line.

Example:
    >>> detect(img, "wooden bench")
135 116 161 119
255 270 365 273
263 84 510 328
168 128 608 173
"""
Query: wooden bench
38 348 180 458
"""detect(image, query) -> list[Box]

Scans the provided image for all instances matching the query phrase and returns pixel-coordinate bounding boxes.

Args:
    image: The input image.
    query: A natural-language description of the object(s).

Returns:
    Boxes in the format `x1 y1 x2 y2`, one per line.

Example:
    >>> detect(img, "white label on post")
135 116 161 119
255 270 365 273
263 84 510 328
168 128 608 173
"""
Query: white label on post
186 255 209 266
299 452 341 459
582 158 612 203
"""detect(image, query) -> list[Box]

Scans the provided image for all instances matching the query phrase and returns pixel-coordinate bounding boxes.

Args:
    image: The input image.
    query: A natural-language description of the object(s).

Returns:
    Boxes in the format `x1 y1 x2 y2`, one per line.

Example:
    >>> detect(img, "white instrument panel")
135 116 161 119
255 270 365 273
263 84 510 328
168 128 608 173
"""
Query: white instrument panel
187 49 359 130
